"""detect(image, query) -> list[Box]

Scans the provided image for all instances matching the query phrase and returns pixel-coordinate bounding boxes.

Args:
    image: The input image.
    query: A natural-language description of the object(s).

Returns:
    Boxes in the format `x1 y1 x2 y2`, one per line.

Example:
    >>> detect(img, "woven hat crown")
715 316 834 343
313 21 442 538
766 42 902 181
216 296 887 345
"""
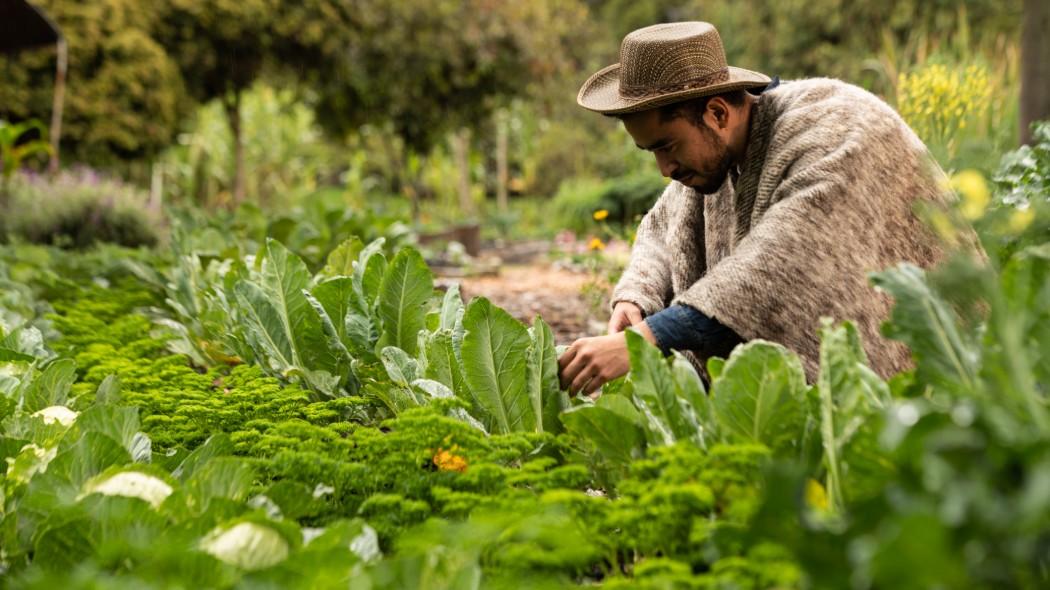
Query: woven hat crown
576 21 769 114
619 22 728 100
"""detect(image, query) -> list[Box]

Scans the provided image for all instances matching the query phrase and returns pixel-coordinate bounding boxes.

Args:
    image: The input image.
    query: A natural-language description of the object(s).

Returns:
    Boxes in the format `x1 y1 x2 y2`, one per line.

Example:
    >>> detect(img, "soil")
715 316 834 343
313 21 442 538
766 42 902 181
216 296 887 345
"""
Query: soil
429 237 611 345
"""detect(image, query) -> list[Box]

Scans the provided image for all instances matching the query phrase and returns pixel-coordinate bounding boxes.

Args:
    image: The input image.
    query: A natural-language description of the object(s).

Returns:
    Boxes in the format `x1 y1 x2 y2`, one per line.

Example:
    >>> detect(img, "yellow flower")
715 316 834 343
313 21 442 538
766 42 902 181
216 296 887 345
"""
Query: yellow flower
593 209 609 221
805 478 830 511
1007 207 1035 234
950 169 990 220
432 446 468 473
588 237 606 251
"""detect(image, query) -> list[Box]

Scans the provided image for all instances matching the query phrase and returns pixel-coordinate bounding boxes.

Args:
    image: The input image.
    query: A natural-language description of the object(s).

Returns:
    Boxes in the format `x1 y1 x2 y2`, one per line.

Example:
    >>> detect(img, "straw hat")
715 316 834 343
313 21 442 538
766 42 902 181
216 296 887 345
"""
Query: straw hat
577 22 770 115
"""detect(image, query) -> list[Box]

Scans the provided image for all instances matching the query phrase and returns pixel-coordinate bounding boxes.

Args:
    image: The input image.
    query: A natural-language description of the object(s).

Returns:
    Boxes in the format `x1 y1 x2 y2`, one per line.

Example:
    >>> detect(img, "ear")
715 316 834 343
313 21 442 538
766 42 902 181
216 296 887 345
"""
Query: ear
703 97 732 130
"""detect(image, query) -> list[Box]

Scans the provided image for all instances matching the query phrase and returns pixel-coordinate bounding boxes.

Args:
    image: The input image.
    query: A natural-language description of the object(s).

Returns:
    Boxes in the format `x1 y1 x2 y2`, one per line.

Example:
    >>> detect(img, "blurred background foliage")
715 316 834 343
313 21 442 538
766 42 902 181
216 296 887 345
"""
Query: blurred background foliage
0 0 1036 246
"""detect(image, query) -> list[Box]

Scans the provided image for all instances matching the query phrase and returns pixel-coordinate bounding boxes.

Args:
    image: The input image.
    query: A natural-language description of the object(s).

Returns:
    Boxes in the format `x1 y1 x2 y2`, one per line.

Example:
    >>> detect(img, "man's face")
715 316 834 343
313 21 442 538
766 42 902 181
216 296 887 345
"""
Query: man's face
622 107 733 194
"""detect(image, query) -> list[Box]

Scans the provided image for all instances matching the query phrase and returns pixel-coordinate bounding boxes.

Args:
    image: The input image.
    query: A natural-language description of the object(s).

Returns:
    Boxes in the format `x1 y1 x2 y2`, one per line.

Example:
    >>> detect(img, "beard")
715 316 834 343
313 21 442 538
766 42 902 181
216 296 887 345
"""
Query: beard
675 126 734 194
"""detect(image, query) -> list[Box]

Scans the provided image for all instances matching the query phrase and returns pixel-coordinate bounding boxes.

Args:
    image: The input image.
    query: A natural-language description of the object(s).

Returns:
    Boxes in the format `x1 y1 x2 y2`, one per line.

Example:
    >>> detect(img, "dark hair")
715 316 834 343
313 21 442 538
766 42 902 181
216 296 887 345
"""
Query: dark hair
657 89 748 126
605 89 749 126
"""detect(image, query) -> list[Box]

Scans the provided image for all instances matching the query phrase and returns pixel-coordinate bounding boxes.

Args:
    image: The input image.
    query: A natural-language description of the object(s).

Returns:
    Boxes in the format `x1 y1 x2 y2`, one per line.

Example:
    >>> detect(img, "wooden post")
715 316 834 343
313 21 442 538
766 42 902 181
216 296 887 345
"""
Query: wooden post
1021 0 1050 145
48 38 67 175
496 110 508 214
452 128 474 218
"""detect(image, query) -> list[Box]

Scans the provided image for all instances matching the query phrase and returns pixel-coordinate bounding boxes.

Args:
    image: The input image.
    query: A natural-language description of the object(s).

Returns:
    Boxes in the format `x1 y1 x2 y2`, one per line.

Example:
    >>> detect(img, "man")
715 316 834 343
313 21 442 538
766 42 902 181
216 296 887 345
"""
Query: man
558 21 947 396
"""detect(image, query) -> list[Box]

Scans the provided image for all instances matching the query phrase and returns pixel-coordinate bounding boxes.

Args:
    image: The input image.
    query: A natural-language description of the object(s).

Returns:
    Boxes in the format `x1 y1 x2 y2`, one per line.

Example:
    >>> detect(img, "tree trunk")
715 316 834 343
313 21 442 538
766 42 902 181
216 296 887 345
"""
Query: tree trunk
1021 0 1050 145
496 110 509 214
452 128 475 218
48 39 67 175
224 90 246 206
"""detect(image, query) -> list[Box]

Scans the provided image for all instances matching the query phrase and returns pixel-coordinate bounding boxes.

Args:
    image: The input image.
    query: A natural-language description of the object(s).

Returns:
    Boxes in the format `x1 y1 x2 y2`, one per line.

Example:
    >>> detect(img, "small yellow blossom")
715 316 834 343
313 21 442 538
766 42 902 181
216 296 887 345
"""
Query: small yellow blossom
588 237 606 251
805 478 830 511
950 169 990 220
593 209 609 221
1007 207 1035 234
433 446 468 473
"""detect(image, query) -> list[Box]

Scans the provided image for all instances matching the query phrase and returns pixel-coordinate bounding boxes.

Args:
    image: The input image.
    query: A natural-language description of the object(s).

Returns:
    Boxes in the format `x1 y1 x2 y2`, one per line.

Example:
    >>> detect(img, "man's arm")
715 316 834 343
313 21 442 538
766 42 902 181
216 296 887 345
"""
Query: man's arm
609 194 675 321
643 303 743 358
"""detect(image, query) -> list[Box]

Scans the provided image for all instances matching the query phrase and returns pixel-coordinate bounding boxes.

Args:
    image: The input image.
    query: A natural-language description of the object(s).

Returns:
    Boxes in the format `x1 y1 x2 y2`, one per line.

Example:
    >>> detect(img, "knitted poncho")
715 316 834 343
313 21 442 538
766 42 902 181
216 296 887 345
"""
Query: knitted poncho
612 78 948 380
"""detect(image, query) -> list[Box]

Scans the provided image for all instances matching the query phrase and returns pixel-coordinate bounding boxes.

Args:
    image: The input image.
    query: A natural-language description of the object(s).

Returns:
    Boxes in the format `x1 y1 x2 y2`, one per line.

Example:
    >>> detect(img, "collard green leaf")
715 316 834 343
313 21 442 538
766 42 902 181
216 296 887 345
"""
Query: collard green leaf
424 330 475 415
309 278 355 345
527 317 567 434
439 284 465 331
707 357 725 382
24 359 76 413
75 405 151 463
233 240 344 395
625 330 695 445
381 346 420 388
353 238 387 315
710 340 809 454
376 248 433 357
460 297 533 434
23 432 130 511
818 320 892 510
871 263 979 393
173 434 234 481
561 395 646 466
94 374 122 405
322 237 365 279
180 457 255 516
234 280 296 372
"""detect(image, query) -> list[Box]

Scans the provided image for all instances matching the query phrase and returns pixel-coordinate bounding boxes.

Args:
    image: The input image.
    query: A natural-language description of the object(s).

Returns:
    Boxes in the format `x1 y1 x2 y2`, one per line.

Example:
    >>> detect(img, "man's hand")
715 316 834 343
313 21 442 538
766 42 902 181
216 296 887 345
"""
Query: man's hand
607 301 644 335
558 323 659 397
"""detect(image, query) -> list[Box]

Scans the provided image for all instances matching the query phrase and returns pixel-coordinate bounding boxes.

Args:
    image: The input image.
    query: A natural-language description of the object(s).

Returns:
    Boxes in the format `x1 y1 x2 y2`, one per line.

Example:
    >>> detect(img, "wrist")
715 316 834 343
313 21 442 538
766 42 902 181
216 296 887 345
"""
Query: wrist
634 320 659 346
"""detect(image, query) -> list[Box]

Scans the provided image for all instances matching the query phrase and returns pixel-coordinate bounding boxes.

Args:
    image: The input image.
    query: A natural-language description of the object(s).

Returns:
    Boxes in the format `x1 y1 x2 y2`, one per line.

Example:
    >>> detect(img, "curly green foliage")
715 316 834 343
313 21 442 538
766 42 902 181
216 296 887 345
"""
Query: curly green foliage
0 1 186 165
606 443 771 565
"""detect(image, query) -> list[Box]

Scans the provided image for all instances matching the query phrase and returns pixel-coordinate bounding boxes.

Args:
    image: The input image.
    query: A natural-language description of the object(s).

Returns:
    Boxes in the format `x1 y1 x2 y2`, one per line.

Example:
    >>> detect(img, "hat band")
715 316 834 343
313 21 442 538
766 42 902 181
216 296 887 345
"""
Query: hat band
619 67 730 99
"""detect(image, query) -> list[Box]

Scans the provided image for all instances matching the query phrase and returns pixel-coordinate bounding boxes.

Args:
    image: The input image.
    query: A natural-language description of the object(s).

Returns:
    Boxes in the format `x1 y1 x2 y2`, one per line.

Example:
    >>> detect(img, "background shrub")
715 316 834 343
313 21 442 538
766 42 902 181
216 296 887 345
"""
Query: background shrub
0 169 162 248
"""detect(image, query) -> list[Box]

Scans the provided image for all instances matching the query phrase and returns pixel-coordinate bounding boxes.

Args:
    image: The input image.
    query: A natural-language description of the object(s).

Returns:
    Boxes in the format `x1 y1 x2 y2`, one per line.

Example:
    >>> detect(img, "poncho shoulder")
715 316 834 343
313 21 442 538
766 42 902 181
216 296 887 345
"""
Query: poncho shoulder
612 78 948 380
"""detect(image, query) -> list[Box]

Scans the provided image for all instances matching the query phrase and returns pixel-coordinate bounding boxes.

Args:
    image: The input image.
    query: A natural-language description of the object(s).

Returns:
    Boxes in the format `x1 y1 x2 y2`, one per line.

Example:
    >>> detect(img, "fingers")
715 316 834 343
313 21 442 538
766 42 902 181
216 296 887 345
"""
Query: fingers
570 366 599 397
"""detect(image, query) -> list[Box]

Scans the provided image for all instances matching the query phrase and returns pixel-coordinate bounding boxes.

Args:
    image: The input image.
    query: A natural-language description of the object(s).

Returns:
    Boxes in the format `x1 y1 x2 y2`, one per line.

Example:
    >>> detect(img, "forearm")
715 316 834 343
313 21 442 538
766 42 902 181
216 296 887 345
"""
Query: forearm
643 303 743 357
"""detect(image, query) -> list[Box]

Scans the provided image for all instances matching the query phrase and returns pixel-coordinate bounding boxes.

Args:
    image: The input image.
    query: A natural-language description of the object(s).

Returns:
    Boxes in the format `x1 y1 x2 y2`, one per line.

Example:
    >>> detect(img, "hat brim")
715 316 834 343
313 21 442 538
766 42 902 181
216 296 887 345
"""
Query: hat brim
577 63 771 114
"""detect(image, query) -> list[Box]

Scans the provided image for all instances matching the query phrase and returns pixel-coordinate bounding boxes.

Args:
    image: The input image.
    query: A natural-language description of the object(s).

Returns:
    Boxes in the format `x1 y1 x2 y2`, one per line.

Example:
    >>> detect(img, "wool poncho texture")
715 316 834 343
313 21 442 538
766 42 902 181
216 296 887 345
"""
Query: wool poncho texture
612 78 948 381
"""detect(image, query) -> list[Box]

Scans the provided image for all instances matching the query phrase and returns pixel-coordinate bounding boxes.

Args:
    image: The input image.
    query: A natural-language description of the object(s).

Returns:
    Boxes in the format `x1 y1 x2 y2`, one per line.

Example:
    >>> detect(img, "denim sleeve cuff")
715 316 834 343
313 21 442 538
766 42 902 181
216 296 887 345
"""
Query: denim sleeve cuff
643 304 710 356
643 304 745 357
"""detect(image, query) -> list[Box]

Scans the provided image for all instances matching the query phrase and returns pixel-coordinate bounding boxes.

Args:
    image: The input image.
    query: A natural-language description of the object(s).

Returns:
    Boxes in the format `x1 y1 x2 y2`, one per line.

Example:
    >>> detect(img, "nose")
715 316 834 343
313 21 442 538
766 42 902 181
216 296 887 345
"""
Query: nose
654 151 677 179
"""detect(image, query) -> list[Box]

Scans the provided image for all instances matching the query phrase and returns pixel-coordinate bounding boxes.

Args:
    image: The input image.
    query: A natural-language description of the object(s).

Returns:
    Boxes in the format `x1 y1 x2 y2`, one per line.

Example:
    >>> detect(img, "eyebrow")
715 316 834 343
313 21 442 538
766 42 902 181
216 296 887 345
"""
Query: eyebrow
637 138 671 151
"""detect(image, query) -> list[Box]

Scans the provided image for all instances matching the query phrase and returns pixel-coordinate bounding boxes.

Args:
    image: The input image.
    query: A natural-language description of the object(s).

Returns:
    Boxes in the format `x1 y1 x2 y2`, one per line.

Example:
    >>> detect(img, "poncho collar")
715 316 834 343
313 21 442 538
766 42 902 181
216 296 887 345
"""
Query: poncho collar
732 89 783 244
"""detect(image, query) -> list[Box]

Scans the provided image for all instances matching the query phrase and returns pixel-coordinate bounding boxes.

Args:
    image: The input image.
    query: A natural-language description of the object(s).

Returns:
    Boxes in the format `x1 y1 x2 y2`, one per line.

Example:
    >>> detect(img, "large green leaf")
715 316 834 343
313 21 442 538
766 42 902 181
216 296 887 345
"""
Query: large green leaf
817 320 892 510
376 248 433 357
233 240 343 395
75 405 152 464
424 330 475 415
309 278 355 345
561 395 646 466
322 237 365 279
871 263 980 394
23 359 76 413
353 238 387 316
710 340 809 454
527 317 567 434
460 297 533 434
380 346 420 388
234 280 296 372
439 284 465 331
625 330 696 445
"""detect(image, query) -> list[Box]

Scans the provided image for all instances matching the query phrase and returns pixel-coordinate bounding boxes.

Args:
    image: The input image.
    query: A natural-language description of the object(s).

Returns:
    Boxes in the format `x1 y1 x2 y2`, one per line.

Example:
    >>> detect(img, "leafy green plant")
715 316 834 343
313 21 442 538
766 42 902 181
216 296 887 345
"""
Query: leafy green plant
0 120 52 197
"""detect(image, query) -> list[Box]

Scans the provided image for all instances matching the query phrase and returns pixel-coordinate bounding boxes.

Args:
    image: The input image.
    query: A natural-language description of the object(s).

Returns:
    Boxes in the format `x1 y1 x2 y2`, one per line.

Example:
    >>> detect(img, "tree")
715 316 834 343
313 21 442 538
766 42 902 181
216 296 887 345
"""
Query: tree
153 0 279 205
0 0 186 166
